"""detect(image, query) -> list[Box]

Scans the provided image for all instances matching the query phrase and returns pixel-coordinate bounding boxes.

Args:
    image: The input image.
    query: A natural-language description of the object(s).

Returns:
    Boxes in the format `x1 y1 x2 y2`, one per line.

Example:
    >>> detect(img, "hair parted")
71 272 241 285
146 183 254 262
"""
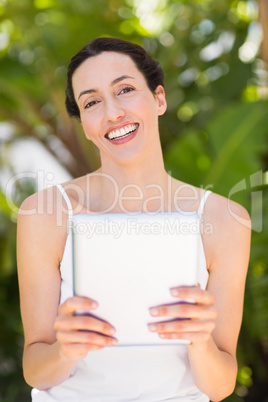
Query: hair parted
65 37 165 119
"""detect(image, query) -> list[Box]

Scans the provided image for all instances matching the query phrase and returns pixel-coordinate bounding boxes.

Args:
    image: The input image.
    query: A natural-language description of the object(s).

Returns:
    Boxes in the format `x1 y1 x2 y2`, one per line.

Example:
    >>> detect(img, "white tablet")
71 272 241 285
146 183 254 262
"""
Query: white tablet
71 212 200 346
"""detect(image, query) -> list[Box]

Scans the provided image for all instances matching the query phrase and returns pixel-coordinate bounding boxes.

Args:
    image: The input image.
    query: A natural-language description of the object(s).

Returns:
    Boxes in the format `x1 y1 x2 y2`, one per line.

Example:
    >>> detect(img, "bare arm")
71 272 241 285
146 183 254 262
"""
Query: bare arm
148 194 251 401
188 195 251 400
17 187 117 390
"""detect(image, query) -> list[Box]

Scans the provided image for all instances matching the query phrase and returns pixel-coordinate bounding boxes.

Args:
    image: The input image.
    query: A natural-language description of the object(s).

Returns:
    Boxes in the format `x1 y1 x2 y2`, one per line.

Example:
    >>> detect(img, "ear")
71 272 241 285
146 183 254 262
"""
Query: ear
154 85 167 116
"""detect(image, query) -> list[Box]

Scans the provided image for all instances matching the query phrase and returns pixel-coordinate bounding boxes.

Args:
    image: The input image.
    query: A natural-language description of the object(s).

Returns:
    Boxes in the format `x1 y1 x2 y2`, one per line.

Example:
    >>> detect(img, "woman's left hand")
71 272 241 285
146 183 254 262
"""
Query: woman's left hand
148 285 217 346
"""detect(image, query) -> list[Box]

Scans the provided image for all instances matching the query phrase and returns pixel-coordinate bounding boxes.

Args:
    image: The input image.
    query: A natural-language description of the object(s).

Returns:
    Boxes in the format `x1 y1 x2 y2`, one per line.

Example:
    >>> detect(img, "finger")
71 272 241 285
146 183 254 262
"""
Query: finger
56 330 118 347
58 296 98 316
59 342 104 360
157 331 211 344
170 286 215 306
54 315 116 337
149 303 217 320
148 318 216 335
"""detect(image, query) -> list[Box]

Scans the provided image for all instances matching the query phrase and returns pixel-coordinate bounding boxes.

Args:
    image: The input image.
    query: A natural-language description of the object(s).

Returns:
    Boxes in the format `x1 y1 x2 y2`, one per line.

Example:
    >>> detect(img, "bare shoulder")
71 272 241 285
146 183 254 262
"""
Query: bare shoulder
17 185 69 264
204 192 251 230
202 192 251 271
169 177 206 211
19 185 64 227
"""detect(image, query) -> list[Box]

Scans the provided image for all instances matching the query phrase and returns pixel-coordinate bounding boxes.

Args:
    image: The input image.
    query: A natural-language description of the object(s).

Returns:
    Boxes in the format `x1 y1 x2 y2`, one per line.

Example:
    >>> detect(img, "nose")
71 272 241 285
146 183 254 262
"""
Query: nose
105 98 125 122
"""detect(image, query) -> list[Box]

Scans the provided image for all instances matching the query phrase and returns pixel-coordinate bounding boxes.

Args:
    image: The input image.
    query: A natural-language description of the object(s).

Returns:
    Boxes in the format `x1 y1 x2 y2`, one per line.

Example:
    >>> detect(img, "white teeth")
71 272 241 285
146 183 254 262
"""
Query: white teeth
107 124 138 140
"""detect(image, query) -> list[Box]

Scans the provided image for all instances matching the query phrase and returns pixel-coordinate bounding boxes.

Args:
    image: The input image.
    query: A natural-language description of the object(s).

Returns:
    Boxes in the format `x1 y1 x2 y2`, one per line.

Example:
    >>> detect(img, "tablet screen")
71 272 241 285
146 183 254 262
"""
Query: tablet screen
72 212 200 346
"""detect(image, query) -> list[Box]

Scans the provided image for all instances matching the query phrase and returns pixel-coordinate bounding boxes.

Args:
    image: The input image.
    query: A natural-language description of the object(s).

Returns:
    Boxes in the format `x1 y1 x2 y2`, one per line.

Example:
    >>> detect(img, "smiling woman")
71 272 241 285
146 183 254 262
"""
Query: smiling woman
69 49 166 167
17 37 251 402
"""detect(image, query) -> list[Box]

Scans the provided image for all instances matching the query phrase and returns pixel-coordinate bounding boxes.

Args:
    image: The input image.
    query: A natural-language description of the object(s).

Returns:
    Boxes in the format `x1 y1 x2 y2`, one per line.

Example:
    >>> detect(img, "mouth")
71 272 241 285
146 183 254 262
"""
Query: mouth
105 123 139 141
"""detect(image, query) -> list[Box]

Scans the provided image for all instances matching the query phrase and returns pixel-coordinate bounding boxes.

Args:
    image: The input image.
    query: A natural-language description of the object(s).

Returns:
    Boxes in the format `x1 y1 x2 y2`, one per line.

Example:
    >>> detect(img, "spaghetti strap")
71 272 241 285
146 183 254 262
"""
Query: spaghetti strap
56 183 73 218
198 190 212 216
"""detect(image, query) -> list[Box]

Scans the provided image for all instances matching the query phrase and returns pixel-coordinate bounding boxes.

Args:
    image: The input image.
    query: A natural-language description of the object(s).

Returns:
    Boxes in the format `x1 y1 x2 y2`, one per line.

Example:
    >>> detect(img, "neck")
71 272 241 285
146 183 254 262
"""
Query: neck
100 135 167 186
93 144 173 213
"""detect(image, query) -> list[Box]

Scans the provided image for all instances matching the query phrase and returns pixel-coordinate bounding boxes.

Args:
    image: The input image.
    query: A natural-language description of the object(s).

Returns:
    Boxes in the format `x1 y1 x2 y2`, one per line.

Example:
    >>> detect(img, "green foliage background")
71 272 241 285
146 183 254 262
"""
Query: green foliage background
0 0 268 401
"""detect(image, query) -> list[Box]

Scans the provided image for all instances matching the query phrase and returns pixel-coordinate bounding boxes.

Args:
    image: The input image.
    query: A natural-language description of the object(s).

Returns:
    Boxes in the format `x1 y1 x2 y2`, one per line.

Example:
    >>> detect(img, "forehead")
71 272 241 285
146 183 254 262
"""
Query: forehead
72 51 144 93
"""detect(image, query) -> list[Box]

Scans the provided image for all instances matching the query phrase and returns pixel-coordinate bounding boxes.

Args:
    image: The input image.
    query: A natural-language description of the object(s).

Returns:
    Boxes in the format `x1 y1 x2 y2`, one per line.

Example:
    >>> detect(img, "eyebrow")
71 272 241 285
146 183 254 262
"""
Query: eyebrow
78 75 135 100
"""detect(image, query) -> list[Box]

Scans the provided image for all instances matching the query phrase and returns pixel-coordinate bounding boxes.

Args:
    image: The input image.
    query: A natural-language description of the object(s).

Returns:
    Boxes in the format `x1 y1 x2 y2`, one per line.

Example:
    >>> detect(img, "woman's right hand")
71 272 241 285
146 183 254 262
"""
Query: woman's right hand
54 296 118 361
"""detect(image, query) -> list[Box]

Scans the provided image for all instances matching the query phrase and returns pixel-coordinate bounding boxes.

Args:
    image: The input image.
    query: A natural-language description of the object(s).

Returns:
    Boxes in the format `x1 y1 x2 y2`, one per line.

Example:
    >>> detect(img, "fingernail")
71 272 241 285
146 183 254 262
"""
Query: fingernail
109 327 116 335
111 338 118 345
171 288 179 296
148 324 157 332
91 301 98 308
150 308 159 316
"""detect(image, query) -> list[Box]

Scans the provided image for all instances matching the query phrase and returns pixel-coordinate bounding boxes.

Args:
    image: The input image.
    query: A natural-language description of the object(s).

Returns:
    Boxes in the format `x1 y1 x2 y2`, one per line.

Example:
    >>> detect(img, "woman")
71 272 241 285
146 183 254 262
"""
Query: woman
17 37 251 402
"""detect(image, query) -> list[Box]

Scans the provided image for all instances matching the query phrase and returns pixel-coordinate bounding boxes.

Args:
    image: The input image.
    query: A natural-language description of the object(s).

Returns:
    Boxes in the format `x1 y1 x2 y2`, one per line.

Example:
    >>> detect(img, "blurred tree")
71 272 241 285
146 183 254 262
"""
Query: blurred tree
0 185 33 401
0 0 268 401
259 0 268 67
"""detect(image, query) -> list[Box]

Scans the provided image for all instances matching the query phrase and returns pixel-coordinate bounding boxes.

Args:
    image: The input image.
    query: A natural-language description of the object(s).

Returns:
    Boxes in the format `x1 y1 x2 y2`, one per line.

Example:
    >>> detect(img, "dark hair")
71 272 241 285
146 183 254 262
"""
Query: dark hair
65 37 164 119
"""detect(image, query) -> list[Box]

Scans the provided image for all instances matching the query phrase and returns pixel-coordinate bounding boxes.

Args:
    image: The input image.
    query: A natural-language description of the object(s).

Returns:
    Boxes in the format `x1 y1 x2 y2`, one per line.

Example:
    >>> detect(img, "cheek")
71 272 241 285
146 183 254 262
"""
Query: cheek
81 120 91 140
127 97 155 121
80 114 99 141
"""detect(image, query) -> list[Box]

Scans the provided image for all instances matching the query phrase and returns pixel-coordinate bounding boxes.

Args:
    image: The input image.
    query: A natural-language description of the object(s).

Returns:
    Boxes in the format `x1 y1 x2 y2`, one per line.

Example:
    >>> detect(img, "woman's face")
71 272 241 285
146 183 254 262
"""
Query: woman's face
72 51 166 165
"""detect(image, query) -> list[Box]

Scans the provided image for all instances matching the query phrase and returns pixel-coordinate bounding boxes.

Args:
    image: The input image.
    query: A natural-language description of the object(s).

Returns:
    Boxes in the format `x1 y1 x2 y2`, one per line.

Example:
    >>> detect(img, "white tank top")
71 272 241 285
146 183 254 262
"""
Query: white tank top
31 185 211 402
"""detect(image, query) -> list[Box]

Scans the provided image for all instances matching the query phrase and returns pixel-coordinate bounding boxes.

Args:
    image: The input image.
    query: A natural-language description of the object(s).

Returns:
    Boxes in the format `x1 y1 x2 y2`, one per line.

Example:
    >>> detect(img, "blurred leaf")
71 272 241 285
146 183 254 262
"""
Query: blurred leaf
204 101 268 196
1 0 268 401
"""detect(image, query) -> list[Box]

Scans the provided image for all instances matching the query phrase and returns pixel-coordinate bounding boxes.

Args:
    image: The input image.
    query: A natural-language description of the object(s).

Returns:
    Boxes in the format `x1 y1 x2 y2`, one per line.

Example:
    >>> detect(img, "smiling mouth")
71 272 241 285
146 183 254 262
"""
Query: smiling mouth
105 123 139 141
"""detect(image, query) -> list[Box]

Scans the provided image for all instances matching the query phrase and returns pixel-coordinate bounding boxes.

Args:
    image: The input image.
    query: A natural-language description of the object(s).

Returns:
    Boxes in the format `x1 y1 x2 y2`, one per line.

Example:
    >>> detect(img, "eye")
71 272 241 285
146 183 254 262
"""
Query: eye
119 86 134 95
84 100 100 109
